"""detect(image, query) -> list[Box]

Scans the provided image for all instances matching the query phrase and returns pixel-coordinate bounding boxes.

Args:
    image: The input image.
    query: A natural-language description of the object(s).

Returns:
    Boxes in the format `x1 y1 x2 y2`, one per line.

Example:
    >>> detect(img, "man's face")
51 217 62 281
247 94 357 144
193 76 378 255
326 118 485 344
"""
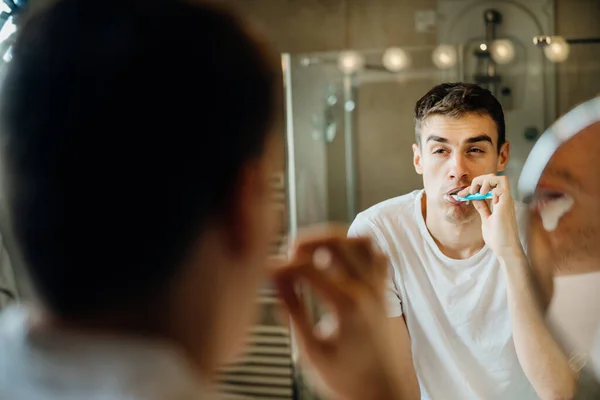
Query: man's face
182 133 283 368
529 122 600 275
413 113 509 224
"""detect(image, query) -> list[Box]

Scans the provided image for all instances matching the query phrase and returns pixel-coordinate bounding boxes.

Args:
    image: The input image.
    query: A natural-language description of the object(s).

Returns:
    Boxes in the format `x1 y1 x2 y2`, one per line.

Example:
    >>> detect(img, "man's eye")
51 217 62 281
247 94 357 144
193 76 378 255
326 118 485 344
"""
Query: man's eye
530 191 565 210
468 148 484 153
433 149 446 154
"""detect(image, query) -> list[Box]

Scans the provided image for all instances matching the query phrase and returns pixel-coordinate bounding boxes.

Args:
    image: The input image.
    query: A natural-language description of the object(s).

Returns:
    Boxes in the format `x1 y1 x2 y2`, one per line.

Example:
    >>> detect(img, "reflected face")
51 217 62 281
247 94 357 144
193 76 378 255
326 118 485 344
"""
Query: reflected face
413 113 509 223
529 122 600 275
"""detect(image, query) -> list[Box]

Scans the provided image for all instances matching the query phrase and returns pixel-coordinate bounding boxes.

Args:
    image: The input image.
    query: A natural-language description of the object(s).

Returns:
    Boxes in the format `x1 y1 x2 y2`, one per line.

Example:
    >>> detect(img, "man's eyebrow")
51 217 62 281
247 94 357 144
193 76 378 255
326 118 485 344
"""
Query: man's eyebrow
425 135 448 144
425 134 494 145
465 134 493 145
543 166 583 189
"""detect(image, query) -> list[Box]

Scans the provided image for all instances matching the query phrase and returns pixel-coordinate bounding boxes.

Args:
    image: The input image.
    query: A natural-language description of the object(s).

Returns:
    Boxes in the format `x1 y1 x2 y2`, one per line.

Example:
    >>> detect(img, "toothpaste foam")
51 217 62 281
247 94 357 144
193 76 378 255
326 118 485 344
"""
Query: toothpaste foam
540 195 575 232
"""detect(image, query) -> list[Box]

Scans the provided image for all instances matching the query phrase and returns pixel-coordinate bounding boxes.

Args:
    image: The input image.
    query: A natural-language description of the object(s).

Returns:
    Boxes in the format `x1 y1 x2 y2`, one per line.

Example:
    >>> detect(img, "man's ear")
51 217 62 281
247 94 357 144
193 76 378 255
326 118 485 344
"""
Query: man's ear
497 141 510 172
224 162 260 258
413 143 423 175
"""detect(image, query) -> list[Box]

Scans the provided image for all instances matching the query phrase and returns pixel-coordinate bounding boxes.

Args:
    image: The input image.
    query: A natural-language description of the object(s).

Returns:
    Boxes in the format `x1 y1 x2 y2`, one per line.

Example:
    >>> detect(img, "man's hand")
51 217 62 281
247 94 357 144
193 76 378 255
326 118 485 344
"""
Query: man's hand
460 177 577 399
270 225 413 400
457 174 523 259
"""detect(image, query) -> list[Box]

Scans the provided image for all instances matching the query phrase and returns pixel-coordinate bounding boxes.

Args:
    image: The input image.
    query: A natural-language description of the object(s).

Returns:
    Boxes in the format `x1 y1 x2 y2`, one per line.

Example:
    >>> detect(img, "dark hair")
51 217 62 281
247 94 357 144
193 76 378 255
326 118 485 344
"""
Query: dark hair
0 0 279 319
414 82 506 151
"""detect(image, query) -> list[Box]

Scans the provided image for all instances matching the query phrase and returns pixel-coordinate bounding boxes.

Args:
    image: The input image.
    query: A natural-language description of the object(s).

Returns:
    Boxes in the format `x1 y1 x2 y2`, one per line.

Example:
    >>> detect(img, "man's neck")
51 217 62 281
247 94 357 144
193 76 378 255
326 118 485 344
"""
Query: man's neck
422 193 485 260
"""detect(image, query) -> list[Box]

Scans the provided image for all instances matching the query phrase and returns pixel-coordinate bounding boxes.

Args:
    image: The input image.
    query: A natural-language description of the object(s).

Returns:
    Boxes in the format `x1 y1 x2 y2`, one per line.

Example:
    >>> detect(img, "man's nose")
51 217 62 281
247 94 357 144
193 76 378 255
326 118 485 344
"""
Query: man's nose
448 153 469 181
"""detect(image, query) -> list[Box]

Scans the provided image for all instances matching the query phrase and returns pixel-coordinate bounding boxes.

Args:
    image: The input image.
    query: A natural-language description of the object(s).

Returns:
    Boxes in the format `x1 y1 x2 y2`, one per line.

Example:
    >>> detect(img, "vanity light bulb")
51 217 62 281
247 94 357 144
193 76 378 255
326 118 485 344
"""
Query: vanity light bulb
544 36 570 63
337 51 365 75
490 39 516 64
432 45 457 69
382 47 411 72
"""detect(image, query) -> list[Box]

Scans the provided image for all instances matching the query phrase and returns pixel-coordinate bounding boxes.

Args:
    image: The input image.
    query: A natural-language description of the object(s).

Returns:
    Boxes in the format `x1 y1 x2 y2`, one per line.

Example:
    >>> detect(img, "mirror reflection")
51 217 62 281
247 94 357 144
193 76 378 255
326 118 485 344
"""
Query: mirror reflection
522 97 600 398
282 2 600 399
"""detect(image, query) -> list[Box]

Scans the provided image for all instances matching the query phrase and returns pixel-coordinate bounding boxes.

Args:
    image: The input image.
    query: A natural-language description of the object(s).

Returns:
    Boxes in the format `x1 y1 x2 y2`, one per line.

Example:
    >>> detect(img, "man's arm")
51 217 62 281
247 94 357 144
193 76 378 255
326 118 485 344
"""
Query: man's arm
500 250 577 400
459 175 576 400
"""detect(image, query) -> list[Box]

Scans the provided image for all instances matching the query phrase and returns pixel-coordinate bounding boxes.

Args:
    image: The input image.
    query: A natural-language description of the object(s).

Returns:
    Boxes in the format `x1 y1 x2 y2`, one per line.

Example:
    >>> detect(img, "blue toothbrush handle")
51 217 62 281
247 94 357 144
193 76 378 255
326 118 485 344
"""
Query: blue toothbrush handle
457 191 493 201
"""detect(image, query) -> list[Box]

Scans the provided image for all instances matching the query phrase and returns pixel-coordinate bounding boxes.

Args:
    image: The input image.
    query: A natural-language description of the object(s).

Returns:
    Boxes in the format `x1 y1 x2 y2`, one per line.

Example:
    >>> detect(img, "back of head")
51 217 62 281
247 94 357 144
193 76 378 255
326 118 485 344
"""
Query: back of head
414 82 505 151
0 0 279 319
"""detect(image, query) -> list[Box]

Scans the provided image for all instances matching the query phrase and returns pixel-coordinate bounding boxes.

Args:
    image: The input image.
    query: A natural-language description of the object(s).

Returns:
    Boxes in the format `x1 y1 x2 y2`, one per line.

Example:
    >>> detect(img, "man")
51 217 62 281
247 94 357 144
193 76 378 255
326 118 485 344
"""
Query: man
349 83 576 400
522 97 600 397
0 1 411 399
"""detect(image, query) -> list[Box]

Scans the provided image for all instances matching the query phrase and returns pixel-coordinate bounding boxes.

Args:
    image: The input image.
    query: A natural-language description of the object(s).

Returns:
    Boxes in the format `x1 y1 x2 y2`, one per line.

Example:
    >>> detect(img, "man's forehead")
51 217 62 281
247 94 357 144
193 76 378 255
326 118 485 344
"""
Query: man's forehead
420 114 498 138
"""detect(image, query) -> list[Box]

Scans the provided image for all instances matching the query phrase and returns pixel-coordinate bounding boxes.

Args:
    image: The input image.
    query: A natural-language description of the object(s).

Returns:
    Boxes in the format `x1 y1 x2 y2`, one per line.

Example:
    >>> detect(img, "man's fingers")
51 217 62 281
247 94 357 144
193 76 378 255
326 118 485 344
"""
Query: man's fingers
480 180 492 196
458 174 510 197
273 267 318 350
293 234 379 281
272 260 354 314
492 187 509 205
472 199 492 219
291 224 350 253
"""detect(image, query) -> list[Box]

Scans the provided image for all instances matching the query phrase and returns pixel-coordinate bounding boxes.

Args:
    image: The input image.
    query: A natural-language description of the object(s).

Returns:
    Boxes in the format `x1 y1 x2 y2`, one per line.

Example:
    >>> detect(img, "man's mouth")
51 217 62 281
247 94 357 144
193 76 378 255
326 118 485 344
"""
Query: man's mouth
444 186 469 205
446 186 468 196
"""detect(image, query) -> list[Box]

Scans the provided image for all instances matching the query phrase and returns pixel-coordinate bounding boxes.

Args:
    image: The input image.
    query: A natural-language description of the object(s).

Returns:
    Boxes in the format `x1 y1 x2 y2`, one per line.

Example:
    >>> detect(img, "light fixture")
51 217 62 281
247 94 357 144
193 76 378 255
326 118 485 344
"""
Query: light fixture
432 45 457 69
479 43 488 51
382 47 411 72
490 39 516 64
337 51 365 75
543 36 570 63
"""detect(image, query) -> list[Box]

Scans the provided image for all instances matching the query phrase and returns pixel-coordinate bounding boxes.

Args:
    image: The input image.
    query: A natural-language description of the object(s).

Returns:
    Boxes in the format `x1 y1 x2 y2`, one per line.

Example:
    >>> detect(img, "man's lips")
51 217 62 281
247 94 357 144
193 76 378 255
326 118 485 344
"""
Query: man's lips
446 186 469 196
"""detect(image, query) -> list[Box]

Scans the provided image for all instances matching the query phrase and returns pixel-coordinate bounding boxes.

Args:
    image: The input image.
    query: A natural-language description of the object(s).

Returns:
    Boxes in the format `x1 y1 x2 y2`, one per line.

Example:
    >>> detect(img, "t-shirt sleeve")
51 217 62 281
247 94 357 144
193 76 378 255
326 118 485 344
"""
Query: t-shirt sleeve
348 214 403 318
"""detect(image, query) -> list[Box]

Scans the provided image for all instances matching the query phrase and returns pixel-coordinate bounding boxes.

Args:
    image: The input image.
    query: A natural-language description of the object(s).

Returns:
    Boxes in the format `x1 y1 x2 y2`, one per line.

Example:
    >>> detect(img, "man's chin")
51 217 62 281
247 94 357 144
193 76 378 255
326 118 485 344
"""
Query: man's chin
445 205 476 223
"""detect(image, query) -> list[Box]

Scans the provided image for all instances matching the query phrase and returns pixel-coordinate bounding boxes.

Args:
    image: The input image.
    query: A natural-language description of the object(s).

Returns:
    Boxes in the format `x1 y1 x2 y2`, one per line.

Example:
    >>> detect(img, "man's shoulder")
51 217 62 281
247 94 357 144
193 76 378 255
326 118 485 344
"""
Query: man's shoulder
352 190 421 228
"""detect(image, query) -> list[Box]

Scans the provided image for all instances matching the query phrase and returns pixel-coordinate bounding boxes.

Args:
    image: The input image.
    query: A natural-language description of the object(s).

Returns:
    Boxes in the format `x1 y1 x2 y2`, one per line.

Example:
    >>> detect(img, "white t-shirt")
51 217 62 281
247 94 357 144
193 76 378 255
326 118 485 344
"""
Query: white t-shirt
547 272 600 397
0 305 230 400
348 189 537 400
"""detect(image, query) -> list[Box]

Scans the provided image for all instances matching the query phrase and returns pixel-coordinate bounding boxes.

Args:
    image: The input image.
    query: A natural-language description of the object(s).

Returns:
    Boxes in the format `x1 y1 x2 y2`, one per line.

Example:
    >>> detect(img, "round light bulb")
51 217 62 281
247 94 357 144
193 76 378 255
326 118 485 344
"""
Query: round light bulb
337 51 365 74
544 36 570 63
432 45 457 69
382 47 411 72
490 39 516 64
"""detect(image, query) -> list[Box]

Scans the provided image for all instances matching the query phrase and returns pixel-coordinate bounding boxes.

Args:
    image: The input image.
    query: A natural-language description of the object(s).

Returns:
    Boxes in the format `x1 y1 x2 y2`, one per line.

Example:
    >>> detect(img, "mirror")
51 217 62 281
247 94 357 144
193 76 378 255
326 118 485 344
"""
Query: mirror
519 96 600 397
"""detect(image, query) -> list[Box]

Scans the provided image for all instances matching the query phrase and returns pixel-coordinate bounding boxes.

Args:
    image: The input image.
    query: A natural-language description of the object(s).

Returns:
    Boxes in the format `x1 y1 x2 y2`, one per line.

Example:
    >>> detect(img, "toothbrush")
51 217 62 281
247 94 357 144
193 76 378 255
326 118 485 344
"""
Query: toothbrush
451 191 493 202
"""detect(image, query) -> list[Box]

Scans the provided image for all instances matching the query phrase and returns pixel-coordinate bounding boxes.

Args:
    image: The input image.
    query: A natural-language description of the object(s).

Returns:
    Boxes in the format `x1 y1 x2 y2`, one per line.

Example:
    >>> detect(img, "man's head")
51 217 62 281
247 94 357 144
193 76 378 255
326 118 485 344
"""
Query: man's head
412 83 509 223
529 122 600 276
0 0 281 372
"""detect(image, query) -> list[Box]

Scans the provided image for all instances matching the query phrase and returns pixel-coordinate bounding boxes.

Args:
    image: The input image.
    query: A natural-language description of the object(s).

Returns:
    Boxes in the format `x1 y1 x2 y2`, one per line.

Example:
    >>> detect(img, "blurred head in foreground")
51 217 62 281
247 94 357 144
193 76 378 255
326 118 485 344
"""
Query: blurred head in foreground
0 0 282 377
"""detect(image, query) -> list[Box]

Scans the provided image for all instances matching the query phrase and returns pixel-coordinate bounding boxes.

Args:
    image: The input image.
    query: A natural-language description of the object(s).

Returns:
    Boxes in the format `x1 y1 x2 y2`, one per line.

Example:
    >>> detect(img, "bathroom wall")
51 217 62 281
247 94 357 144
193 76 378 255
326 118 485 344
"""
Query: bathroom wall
555 0 600 116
